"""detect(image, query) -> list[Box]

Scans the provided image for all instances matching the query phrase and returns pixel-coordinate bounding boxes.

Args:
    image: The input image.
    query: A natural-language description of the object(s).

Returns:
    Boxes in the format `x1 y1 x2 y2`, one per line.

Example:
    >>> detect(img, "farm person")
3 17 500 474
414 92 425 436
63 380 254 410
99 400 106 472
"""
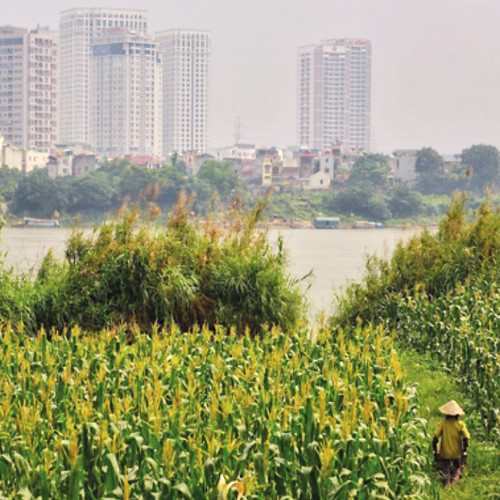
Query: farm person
432 400 470 487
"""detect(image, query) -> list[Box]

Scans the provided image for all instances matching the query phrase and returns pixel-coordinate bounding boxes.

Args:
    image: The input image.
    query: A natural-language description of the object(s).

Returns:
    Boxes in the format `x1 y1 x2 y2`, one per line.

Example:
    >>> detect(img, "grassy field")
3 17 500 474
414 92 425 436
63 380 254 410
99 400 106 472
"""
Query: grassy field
401 351 500 499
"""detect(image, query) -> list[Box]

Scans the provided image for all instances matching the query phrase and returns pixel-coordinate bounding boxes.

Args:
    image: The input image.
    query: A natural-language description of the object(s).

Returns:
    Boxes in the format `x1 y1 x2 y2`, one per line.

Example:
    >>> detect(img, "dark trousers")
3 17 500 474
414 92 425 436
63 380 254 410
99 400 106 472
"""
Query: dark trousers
438 458 462 486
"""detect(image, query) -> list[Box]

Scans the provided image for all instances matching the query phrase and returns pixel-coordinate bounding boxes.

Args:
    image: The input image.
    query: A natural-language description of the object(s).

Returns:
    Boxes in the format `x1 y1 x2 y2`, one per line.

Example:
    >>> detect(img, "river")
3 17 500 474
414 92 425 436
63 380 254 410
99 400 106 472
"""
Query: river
0 226 422 317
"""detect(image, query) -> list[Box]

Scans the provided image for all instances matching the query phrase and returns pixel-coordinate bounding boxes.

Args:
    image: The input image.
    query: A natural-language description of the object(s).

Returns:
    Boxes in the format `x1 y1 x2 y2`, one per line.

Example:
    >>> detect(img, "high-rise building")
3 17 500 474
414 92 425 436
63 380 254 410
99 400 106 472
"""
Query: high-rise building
0 25 58 150
90 29 162 156
59 8 147 145
297 39 371 152
156 29 210 155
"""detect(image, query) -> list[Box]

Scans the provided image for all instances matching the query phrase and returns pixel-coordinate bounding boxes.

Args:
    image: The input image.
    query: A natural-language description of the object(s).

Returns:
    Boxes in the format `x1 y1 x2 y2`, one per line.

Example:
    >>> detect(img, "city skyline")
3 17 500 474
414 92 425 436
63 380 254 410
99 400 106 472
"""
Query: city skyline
4 0 500 154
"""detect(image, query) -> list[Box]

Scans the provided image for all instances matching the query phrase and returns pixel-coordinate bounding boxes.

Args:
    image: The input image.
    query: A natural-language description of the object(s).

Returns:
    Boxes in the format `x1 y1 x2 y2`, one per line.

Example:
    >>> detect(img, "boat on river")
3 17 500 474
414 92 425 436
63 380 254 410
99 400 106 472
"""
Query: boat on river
352 220 383 229
11 217 59 228
313 216 340 229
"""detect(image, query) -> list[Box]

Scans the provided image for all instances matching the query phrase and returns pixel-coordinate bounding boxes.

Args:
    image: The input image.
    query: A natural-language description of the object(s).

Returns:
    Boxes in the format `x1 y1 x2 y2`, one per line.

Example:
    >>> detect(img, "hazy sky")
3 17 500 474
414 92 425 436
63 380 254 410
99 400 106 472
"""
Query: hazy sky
6 0 500 153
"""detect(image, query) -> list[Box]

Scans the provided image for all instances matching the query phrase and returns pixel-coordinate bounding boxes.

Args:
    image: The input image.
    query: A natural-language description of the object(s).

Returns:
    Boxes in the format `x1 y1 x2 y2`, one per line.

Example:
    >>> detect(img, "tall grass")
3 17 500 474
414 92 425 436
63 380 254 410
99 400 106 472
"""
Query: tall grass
0 221 35 331
333 193 500 326
331 194 500 445
32 195 305 336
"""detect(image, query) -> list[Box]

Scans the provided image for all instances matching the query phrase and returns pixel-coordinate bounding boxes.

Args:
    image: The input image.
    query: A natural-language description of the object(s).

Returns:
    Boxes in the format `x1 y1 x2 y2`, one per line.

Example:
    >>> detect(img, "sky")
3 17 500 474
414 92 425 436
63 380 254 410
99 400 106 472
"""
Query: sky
5 0 500 154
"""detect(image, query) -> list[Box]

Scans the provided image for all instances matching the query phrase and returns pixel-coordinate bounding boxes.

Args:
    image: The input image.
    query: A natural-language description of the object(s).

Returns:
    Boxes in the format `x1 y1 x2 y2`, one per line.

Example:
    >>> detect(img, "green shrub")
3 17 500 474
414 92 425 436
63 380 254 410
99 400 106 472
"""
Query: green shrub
32 197 305 335
333 194 500 325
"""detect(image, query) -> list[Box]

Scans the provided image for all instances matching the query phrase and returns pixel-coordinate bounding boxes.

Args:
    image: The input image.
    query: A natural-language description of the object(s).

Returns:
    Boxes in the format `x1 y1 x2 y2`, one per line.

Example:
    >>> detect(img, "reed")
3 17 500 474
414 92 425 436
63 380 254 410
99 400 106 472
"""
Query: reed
31 195 305 336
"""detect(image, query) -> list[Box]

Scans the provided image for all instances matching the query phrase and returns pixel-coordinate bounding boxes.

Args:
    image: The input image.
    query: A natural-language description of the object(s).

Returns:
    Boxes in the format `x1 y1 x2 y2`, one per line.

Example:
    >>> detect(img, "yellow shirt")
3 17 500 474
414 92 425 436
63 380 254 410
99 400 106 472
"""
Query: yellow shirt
434 418 470 459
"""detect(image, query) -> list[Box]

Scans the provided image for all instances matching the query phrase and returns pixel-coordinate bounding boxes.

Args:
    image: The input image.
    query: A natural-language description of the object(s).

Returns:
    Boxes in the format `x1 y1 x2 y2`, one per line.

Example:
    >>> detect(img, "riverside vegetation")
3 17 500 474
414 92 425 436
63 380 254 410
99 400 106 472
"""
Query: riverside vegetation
334 193 500 498
0 193 498 498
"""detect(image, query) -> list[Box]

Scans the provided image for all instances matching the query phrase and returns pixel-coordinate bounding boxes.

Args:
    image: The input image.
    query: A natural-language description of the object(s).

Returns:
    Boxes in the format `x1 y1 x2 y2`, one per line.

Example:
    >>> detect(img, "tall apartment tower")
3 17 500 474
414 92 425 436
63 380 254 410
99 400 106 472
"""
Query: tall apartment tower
156 29 210 155
297 39 371 152
0 25 58 150
59 8 147 145
90 30 162 156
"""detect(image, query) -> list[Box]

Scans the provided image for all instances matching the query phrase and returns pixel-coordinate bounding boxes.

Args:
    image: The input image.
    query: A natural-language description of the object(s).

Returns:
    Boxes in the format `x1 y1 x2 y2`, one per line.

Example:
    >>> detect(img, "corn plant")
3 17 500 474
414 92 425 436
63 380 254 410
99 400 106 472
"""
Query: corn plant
0 322 435 498
388 281 500 443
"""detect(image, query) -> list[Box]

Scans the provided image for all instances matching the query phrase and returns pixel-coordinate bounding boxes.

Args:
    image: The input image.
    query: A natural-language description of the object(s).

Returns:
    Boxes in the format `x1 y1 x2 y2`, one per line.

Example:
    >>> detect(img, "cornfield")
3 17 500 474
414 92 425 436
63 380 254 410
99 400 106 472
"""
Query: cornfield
332 196 500 447
0 322 434 498
389 280 500 443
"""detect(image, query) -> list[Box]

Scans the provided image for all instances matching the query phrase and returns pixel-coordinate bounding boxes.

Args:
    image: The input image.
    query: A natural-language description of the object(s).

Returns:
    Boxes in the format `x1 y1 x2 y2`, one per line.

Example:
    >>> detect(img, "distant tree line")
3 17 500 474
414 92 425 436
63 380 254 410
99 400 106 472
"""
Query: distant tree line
2 158 246 221
320 144 500 221
415 144 500 194
2 143 499 223
320 153 424 221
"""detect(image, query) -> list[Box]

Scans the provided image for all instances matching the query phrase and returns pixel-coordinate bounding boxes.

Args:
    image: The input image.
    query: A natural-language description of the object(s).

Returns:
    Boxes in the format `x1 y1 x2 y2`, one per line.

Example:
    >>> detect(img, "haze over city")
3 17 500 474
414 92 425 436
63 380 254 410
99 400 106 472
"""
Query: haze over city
5 0 500 154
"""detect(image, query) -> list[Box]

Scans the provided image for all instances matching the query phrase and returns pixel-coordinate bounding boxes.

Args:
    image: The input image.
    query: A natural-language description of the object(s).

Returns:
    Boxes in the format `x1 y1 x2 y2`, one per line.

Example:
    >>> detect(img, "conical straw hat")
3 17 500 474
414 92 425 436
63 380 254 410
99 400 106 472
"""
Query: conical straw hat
439 400 465 416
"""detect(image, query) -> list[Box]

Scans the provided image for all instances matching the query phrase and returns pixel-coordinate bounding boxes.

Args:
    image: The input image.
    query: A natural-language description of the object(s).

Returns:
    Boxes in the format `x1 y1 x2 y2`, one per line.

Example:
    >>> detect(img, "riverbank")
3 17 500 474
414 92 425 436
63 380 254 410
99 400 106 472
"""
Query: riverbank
0 225 423 317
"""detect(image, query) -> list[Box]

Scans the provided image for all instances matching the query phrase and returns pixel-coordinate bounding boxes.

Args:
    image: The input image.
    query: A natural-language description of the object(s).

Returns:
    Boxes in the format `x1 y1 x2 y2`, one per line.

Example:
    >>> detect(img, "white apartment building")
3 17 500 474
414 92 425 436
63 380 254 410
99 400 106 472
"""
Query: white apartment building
0 25 58 151
297 39 371 152
156 29 210 155
59 8 147 145
90 30 162 157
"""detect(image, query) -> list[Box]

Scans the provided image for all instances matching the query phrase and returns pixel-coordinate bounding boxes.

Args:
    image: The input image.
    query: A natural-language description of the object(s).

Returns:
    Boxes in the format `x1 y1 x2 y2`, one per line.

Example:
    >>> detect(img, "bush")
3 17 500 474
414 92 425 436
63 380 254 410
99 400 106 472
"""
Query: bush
333 184 391 221
333 194 500 325
387 184 423 218
32 196 305 335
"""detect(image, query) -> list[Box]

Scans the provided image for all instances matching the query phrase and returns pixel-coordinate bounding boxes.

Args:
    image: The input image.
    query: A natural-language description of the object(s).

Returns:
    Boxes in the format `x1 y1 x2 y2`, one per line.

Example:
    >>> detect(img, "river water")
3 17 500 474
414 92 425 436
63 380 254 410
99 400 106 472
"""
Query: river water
0 226 421 318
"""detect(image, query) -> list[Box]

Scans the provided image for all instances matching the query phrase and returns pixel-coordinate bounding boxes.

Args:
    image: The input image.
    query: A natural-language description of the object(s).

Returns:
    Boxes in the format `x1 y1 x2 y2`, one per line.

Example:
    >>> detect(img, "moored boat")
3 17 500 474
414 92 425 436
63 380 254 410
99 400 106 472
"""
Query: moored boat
352 220 383 229
11 217 59 228
313 216 340 229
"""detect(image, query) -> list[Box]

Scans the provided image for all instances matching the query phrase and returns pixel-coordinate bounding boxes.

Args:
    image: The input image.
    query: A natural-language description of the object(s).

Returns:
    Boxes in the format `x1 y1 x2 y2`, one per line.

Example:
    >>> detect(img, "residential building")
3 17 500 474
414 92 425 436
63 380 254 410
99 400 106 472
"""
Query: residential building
299 150 315 179
319 151 335 179
47 153 73 179
307 171 331 190
297 39 371 152
262 157 272 186
281 157 300 184
24 149 49 172
73 154 97 177
392 149 418 183
0 25 58 150
0 134 23 170
156 29 210 155
208 144 256 162
1 133 49 171
90 29 162 156
47 150 97 179
59 8 147 144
